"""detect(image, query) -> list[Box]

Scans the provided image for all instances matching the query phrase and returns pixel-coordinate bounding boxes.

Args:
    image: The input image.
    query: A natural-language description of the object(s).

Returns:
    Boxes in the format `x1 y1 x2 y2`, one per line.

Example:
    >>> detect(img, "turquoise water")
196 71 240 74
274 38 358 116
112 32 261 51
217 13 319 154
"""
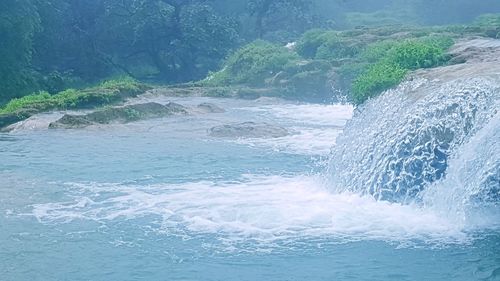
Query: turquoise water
1 97 499 281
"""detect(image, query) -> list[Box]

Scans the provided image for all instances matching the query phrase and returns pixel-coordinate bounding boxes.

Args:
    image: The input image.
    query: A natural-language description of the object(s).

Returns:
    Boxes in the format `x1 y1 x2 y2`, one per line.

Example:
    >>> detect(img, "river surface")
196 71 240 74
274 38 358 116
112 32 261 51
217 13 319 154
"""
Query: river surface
1 97 499 281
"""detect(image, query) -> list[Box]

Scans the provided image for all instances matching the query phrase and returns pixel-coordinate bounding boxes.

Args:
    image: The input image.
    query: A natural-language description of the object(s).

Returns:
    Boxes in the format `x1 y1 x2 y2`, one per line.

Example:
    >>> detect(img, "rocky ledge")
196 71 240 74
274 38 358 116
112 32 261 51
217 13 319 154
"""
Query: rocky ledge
49 102 188 129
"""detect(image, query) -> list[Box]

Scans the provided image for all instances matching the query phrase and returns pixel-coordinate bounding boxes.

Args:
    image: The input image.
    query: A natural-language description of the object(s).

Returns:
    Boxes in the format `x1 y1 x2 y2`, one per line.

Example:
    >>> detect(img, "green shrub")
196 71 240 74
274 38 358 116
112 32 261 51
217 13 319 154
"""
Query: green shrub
360 40 399 63
204 40 299 86
54 89 81 108
296 29 361 60
352 62 407 104
316 37 361 60
98 76 141 92
295 29 334 58
472 14 500 38
386 39 450 70
0 91 53 114
350 36 452 104
361 37 452 68
419 36 454 50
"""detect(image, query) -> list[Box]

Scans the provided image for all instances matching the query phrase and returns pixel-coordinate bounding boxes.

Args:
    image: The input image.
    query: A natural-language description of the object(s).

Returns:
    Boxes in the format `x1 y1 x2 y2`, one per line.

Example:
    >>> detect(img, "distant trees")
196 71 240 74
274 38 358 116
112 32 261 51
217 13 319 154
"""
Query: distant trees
247 0 314 40
1 0 500 104
100 0 239 82
412 0 500 25
34 0 108 82
0 0 40 102
31 0 239 84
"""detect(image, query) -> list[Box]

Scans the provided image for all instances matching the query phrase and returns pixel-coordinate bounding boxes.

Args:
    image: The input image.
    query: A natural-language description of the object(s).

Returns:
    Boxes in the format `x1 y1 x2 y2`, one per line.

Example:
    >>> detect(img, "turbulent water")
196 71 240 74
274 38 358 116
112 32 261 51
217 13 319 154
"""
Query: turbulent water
329 77 499 203
328 39 500 227
1 40 500 280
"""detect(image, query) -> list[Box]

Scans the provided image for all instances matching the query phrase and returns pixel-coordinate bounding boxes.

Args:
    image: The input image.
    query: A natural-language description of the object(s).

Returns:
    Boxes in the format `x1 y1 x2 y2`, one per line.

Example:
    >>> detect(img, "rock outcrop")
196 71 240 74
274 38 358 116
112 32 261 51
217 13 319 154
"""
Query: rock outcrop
209 122 288 138
196 103 225 113
49 102 188 129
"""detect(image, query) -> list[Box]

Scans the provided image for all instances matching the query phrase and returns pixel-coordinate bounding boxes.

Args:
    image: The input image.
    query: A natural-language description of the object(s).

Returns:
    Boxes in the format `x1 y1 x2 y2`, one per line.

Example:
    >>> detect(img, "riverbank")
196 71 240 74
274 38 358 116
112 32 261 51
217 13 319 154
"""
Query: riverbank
1 21 499 131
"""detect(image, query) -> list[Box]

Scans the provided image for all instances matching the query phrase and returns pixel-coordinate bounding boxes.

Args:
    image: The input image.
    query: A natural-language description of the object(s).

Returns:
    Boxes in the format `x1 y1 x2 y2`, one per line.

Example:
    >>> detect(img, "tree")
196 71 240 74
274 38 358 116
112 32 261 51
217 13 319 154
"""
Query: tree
100 0 239 82
0 0 40 103
247 0 313 40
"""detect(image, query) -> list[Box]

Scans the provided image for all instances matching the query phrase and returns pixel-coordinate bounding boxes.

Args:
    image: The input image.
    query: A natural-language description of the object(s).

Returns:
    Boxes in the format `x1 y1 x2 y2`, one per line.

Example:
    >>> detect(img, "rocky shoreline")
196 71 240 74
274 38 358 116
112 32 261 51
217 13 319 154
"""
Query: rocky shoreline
1 38 499 134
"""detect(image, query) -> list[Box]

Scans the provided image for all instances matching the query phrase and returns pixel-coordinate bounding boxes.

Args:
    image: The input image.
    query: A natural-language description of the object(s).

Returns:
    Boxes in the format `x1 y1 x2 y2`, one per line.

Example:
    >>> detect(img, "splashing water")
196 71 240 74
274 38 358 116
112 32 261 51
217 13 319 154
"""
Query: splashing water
328 77 499 206
1 40 500 281
423 111 500 228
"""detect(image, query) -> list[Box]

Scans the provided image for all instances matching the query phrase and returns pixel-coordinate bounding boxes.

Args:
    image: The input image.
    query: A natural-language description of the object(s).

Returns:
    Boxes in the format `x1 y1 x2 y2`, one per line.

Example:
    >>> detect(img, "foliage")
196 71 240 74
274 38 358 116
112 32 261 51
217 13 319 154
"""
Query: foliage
0 92 53 115
98 77 142 92
472 13 500 38
295 29 361 60
351 37 452 104
295 29 332 58
473 13 500 27
1 0 499 106
247 0 313 39
316 37 361 60
352 62 407 104
383 39 451 70
360 40 400 63
204 40 300 86
0 77 145 115
0 0 41 103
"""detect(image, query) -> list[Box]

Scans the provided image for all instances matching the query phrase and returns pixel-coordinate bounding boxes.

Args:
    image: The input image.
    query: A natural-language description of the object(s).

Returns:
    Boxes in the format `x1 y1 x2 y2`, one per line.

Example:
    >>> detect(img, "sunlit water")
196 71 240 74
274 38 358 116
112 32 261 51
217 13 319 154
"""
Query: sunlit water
1 97 499 281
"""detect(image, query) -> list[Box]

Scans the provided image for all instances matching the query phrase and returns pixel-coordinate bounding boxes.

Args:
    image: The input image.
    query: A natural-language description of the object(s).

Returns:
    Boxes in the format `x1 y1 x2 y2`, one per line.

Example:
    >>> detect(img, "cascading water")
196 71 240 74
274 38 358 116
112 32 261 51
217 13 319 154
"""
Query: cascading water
1 40 500 281
328 77 499 203
423 111 499 227
328 39 500 226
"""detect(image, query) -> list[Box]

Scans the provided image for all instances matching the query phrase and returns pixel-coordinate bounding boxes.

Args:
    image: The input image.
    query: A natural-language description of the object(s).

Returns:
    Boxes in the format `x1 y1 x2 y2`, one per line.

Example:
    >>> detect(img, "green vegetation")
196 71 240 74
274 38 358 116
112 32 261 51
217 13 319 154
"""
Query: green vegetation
472 13 500 38
352 63 407 103
1 0 325 105
473 13 500 27
1 0 499 110
0 77 147 115
0 0 41 103
295 29 361 60
351 37 452 103
202 27 456 103
203 40 300 86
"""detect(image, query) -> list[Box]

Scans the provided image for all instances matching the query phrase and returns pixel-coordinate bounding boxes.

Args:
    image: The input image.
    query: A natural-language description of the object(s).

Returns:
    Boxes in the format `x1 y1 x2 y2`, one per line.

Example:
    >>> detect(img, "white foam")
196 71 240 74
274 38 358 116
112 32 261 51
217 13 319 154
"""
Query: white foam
234 127 342 154
30 175 468 248
245 103 353 126
231 103 354 155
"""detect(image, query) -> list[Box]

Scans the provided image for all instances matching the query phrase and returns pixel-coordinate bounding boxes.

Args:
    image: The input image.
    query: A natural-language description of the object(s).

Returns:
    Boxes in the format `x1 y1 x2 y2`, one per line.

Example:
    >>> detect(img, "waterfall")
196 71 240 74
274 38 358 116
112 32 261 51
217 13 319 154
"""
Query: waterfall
328 40 500 209
423 112 499 228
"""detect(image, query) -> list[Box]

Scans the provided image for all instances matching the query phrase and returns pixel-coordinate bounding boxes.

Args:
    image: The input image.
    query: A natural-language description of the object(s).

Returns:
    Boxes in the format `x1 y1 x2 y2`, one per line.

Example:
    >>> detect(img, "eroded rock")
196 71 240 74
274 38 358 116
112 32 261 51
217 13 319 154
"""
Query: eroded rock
209 122 288 138
196 103 225 113
49 102 188 129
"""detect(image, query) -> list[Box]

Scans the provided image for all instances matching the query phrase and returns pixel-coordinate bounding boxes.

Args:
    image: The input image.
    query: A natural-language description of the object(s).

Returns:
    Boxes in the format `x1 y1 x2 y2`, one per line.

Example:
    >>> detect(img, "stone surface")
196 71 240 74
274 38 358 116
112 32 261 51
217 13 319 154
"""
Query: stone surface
49 102 188 129
196 103 225 113
209 122 289 138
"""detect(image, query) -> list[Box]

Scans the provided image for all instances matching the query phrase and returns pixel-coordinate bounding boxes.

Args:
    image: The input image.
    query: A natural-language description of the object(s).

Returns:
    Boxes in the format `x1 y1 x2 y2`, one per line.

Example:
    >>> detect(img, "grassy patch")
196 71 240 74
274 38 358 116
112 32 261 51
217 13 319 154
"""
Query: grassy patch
0 91 54 115
350 37 452 104
0 77 147 115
